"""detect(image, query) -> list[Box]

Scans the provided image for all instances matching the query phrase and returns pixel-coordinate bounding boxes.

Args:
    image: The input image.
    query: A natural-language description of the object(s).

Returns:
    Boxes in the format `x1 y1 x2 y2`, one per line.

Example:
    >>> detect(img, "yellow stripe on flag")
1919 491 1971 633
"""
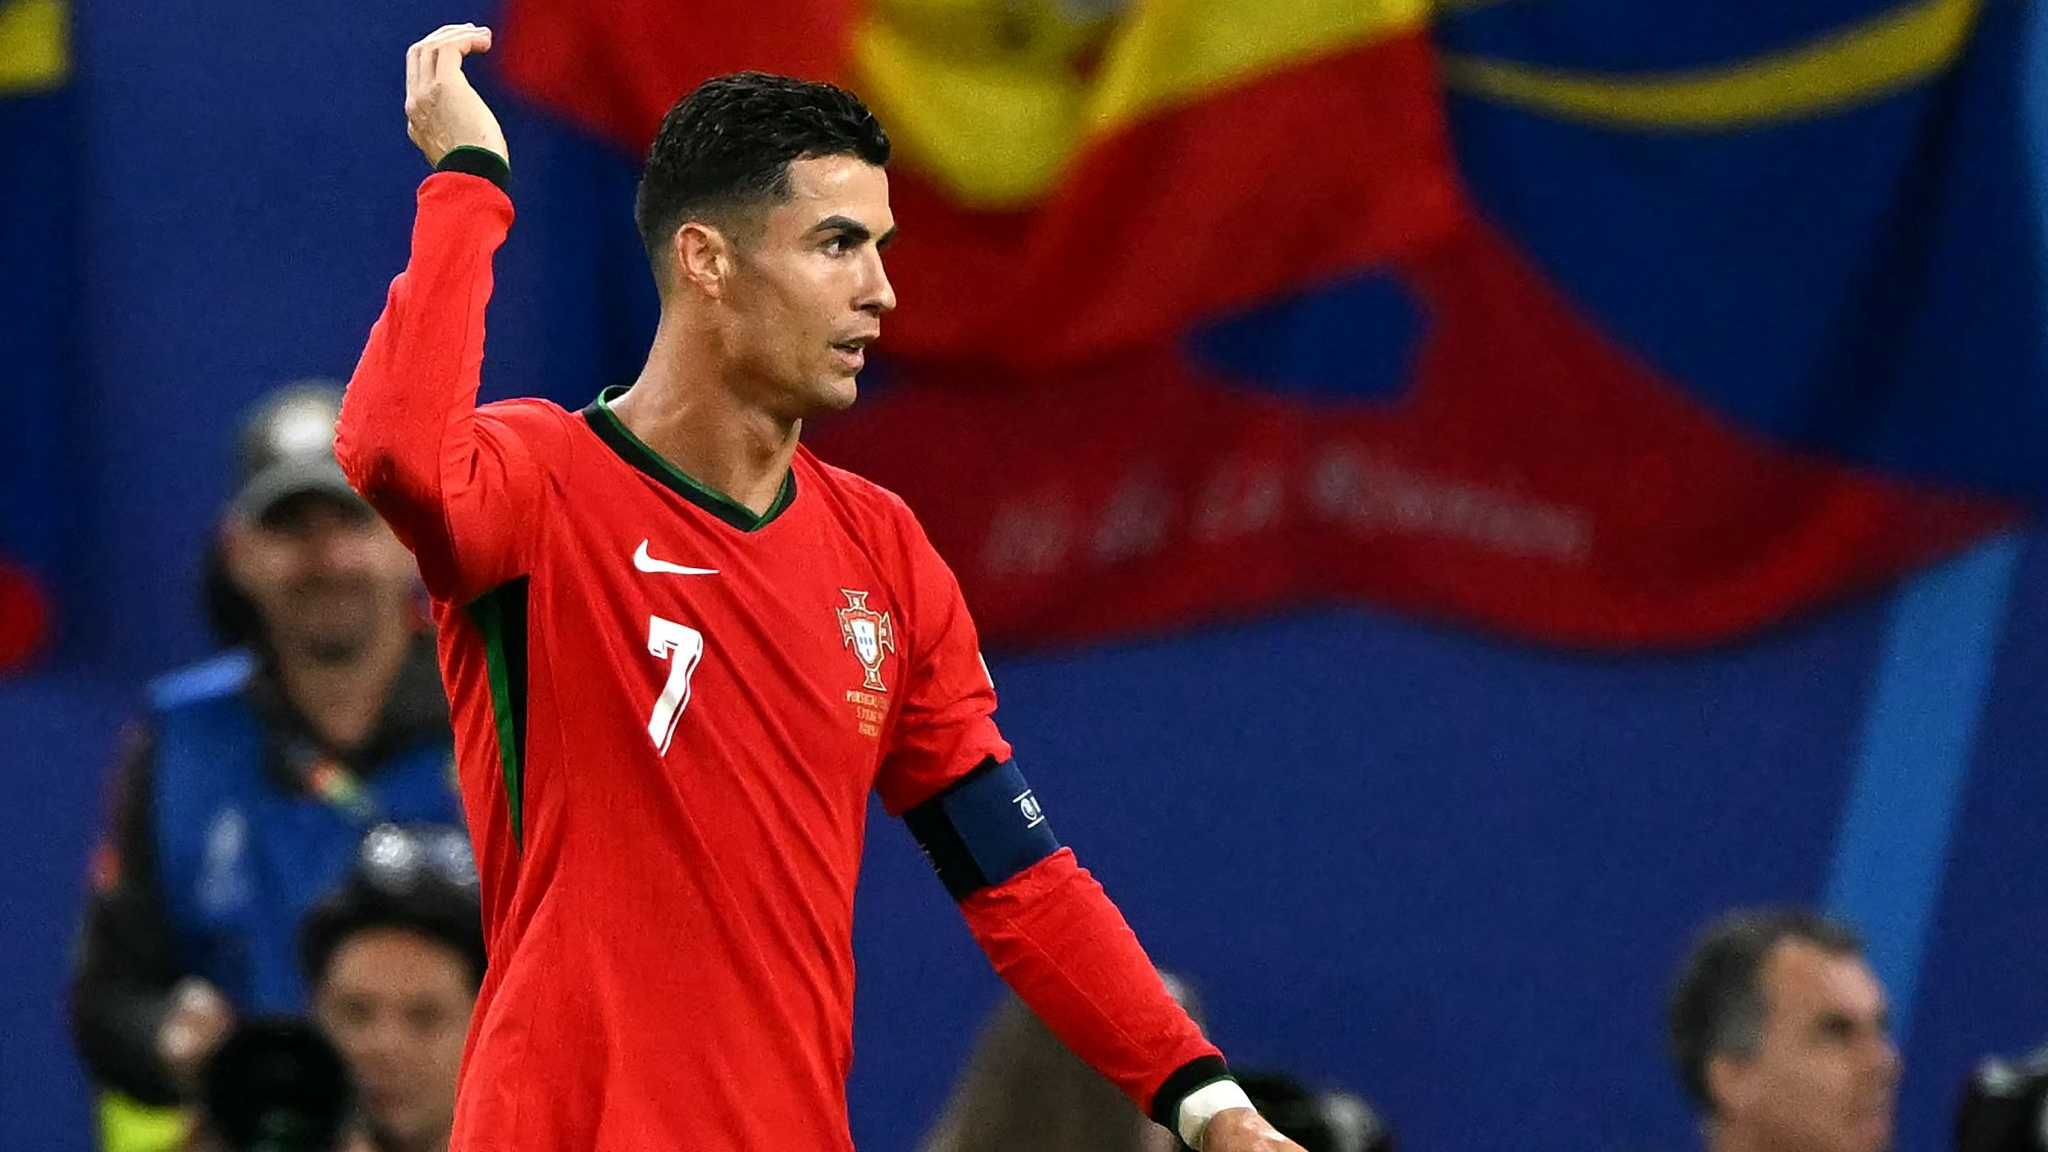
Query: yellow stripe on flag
854 0 1426 208
854 0 1104 210
1086 0 1430 124
0 0 69 94
1442 0 1978 130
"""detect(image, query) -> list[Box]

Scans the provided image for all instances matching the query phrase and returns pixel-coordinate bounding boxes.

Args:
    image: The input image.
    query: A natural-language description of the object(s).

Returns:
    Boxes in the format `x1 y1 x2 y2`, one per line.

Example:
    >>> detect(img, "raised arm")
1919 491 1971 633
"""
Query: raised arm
335 24 556 604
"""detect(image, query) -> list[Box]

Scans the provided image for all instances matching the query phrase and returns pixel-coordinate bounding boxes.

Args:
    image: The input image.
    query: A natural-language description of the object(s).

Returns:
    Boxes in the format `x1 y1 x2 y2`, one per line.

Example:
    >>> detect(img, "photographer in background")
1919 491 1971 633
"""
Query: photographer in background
299 824 483 1152
1956 1039 2048 1152
70 383 461 1152
1668 909 1900 1152
183 1019 367 1152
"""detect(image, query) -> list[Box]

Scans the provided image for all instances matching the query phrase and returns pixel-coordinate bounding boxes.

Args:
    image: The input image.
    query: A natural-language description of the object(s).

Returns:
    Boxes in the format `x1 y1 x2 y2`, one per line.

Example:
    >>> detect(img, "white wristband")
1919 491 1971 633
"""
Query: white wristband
1177 1078 1255 1150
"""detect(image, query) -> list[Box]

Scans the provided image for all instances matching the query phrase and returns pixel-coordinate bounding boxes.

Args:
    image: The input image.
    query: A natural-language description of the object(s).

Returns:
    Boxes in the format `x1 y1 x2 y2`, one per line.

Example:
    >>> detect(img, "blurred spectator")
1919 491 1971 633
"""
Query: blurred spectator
1956 1038 2048 1152
1237 1070 1394 1152
300 824 484 1152
69 383 462 1147
917 977 1205 1152
1668 909 1900 1152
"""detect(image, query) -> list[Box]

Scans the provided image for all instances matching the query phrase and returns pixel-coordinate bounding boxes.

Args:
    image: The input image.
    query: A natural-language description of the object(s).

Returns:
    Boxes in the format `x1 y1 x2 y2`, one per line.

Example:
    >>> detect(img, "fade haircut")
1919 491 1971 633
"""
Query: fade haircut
1667 908 1864 1115
634 71 891 281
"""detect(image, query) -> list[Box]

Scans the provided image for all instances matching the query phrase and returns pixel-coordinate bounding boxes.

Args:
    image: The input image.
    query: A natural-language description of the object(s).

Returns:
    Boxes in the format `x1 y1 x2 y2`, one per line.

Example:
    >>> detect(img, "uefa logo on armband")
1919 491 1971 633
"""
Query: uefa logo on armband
1014 789 1045 829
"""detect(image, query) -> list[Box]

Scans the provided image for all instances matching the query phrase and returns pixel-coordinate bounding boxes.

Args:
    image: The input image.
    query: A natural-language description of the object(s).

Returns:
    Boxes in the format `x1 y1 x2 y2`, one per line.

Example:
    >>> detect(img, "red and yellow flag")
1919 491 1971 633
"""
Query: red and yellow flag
502 0 1465 367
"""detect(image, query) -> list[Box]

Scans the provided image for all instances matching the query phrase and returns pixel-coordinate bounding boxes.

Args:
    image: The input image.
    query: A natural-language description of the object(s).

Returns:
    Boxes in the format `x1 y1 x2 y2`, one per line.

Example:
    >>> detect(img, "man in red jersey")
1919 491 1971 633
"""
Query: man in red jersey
337 22 1303 1152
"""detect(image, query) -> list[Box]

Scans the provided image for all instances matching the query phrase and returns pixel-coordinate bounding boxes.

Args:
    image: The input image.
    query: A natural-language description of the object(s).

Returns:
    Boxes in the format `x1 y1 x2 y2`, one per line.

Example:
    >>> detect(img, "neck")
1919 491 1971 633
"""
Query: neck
611 315 801 518
274 616 411 751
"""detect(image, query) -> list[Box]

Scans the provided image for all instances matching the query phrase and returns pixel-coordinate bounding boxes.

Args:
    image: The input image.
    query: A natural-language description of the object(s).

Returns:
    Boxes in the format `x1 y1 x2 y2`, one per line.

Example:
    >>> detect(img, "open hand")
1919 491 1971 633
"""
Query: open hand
404 23 507 167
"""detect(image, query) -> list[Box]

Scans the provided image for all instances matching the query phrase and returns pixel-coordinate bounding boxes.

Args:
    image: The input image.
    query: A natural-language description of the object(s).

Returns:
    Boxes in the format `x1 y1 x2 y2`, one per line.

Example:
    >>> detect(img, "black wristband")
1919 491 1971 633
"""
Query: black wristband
1150 1054 1233 1128
435 146 509 192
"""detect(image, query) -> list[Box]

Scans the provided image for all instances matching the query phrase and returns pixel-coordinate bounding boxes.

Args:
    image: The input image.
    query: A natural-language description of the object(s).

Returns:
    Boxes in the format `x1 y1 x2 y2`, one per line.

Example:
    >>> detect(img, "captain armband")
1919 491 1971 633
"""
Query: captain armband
903 758 1061 900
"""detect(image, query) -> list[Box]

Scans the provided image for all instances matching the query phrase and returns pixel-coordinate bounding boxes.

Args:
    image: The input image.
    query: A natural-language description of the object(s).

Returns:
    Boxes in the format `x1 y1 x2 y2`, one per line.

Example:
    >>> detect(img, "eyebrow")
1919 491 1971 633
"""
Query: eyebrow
1810 1008 1888 1038
811 215 899 250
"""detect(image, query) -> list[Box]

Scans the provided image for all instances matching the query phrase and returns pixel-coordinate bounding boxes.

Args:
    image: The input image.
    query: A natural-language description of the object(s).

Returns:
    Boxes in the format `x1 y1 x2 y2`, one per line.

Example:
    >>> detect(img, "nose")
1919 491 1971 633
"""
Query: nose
858 250 896 316
348 1012 409 1073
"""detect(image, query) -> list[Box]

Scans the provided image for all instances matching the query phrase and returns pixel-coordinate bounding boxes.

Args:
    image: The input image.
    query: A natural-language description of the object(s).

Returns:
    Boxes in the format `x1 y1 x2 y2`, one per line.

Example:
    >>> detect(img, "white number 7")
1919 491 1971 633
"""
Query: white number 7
646 615 705 754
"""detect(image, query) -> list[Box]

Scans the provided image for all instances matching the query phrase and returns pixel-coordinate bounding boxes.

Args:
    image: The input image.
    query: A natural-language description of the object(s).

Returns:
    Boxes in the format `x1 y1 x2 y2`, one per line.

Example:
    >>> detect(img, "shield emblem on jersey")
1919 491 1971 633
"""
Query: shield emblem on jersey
836 589 897 692
851 619 880 666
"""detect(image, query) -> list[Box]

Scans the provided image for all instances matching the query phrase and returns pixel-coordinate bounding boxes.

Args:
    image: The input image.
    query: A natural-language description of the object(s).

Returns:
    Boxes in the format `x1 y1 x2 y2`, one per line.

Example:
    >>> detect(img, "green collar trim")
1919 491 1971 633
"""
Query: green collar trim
582 386 796 533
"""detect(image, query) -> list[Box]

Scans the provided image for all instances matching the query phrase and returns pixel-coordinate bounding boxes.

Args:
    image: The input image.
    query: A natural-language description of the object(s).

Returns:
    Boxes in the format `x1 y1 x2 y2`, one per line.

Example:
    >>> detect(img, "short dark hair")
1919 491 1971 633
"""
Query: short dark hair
300 867 486 993
634 71 890 276
1667 908 1864 1114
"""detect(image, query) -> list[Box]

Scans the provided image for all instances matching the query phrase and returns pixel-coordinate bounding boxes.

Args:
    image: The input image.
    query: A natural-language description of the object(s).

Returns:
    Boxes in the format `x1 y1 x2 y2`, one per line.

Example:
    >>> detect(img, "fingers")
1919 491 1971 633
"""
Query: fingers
411 22 491 53
433 29 492 85
422 23 493 82
407 23 491 96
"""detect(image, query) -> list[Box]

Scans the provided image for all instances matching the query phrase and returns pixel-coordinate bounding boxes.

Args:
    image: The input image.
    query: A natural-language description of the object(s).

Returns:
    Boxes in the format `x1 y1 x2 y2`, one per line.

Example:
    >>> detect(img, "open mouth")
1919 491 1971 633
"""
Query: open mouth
830 335 875 372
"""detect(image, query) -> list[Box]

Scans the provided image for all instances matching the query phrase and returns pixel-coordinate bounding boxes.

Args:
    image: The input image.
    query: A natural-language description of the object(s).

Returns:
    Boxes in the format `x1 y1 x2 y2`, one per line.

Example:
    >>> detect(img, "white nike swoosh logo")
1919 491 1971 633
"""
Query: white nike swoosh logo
633 540 719 576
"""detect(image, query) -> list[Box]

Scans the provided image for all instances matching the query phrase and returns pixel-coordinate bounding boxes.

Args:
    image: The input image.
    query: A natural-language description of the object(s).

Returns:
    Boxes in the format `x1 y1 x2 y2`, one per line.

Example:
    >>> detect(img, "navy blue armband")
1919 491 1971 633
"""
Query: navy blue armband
904 758 1061 901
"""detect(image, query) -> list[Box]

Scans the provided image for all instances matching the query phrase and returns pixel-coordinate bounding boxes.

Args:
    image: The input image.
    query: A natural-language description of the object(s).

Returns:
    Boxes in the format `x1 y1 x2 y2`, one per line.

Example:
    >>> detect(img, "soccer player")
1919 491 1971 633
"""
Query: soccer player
338 22 1303 1152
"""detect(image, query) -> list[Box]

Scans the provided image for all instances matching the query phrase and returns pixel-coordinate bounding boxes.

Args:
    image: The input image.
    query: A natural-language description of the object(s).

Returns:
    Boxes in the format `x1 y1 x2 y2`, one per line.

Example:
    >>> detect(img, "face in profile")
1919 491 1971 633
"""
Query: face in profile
705 154 897 419
313 929 477 1152
223 493 417 665
1711 941 1900 1152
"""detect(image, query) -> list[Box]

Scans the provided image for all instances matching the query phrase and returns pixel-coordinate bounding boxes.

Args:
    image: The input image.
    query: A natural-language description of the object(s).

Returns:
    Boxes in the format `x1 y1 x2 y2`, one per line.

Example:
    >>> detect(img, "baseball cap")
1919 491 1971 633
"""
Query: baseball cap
230 381 368 522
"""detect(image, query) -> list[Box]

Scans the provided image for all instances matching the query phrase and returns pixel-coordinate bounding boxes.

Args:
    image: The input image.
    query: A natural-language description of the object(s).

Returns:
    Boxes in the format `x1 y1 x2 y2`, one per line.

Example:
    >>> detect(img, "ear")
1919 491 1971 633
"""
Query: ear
1706 1053 1755 1117
674 222 732 299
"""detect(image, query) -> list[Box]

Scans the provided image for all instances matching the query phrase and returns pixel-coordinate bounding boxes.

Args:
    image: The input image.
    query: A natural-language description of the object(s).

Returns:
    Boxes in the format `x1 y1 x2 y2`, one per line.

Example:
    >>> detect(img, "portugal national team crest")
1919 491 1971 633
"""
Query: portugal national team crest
836 589 896 692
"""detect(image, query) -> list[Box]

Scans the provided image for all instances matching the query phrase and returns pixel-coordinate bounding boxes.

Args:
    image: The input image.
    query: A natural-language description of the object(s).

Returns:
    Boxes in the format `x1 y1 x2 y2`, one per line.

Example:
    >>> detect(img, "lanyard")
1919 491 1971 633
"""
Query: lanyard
281 736 387 828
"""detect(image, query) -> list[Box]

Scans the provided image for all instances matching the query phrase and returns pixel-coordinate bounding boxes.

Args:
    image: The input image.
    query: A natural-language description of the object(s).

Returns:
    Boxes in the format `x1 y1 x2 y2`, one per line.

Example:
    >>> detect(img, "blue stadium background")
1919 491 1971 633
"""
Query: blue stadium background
5 2 2048 1151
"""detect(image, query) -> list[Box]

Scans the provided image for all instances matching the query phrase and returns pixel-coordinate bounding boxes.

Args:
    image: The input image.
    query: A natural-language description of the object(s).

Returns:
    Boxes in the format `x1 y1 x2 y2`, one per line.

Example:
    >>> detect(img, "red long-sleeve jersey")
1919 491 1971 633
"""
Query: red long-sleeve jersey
335 166 1222 1151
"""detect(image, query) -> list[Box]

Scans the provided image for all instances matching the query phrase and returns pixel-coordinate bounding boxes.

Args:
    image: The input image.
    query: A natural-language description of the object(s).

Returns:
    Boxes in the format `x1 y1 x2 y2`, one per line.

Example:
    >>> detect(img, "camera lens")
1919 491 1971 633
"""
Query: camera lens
198 1017 355 1152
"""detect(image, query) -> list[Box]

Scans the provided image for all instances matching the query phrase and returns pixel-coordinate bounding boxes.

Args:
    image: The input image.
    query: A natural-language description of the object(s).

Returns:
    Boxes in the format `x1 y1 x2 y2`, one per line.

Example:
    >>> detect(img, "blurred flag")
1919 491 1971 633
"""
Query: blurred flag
505 0 1464 366
500 0 2035 648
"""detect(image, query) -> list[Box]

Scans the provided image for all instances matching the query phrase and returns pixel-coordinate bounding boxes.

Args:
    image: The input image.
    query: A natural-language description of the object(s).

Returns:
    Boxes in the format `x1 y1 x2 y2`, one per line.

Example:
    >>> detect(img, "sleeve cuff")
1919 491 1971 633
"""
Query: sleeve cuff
1150 1053 1232 1127
434 146 509 192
